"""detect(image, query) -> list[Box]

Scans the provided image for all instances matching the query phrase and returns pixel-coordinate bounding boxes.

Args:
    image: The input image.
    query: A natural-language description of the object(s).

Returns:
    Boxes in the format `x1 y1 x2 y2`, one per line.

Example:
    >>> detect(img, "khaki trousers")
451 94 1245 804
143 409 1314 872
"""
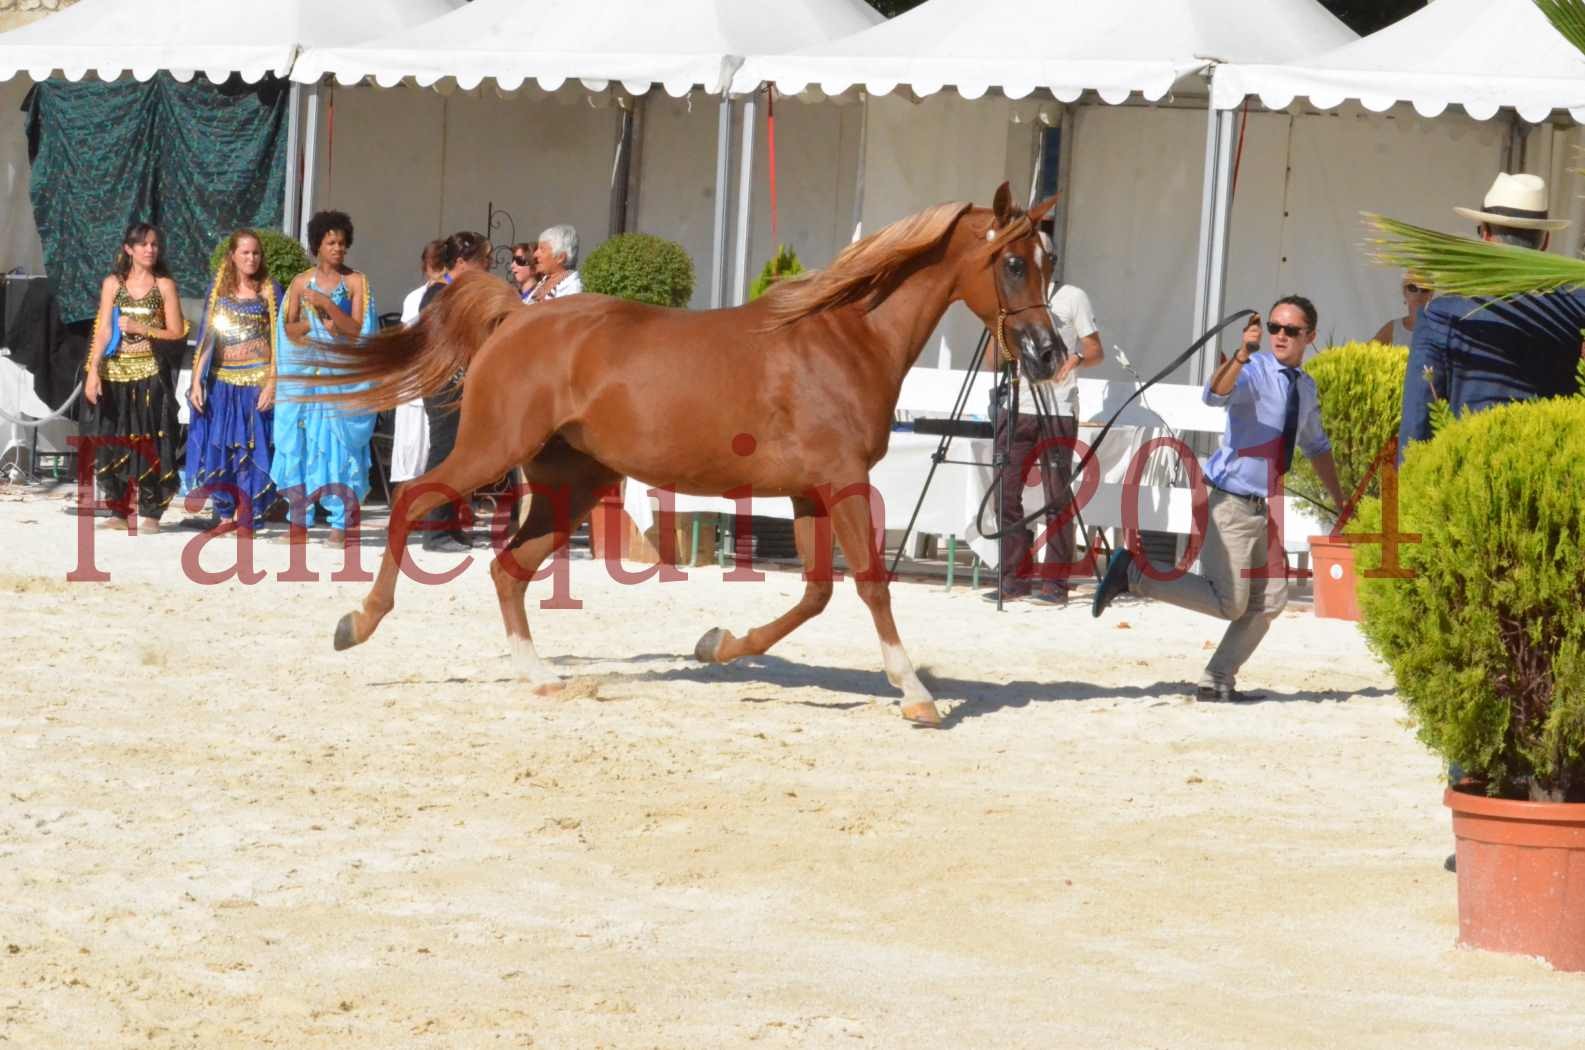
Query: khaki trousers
1130 489 1289 689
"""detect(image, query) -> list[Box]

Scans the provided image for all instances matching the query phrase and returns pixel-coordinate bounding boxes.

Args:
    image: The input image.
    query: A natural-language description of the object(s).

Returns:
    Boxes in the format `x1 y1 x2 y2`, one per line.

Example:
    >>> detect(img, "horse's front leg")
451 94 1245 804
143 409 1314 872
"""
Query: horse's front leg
824 481 942 728
695 497 835 662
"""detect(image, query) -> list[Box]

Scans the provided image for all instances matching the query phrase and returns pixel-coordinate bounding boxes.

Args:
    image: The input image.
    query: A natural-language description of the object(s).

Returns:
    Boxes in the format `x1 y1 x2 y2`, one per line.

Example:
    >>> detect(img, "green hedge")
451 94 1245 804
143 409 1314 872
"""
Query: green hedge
1354 397 1585 801
749 245 806 301
207 227 313 292
1289 341 1408 525
582 233 695 308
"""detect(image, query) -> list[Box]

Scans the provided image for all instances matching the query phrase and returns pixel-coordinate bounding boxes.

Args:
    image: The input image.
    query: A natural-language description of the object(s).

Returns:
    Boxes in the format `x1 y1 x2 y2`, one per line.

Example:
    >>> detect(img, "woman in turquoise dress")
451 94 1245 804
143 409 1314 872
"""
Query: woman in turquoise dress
186 229 283 533
270 210 377 548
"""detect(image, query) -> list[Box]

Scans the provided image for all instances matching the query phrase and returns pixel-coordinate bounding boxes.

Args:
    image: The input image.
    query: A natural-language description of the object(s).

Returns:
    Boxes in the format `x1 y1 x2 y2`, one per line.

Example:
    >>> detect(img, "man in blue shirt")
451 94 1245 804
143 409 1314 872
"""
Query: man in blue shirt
1092 296 1346 702
1398 173 1583 459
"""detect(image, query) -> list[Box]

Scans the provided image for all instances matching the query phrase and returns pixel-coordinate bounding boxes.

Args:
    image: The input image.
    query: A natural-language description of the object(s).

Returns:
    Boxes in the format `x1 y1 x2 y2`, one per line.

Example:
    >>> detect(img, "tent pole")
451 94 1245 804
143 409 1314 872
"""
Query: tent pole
731 92 758 306
283 81 302 236
850 91 868 243
1191 93 1236 385
1052 102 1075 286
298 81 322 244
710 95 733 308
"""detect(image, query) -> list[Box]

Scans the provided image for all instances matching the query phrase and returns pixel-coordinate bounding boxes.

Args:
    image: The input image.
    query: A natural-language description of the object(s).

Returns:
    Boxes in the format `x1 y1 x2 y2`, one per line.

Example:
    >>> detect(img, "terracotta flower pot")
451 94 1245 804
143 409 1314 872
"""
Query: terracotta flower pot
1445 785 1585 970
1307 535 1359 621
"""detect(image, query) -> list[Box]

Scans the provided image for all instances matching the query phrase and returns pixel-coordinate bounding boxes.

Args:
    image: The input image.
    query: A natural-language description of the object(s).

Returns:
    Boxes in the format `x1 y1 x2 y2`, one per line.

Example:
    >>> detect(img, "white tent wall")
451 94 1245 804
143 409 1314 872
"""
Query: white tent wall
631 94 863 309
302 84 619 315
0 77 43 275
1063 101 1510 385
856 90 1036 371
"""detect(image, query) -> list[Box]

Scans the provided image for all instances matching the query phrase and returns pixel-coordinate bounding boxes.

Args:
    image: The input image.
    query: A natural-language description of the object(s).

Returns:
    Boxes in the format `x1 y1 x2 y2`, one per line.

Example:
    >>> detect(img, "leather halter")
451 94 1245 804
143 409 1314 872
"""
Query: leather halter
985 214 1049 372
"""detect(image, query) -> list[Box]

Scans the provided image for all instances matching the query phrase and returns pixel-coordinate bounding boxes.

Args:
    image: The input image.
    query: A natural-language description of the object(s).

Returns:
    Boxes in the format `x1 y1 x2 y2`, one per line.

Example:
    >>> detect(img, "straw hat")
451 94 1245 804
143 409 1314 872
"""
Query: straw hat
1454 172 1569 231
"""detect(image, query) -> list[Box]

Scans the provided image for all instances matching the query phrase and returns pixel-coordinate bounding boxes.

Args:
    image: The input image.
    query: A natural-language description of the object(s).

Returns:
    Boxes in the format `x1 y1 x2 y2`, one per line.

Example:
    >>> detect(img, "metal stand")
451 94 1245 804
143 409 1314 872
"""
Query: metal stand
887 329 1018 608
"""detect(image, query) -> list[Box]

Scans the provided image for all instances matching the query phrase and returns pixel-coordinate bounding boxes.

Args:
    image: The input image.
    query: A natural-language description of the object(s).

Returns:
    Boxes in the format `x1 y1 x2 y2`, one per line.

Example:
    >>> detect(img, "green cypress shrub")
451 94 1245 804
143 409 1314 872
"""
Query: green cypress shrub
749 245 806 301
581 233 695 308
207 228 312 291
1353 397 1585 801
1289 341 1408 524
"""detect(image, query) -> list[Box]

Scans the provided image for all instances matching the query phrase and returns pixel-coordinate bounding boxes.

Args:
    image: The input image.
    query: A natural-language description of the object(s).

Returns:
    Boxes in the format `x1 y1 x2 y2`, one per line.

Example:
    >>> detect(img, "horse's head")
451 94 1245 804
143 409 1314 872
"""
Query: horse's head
958 182 1066 383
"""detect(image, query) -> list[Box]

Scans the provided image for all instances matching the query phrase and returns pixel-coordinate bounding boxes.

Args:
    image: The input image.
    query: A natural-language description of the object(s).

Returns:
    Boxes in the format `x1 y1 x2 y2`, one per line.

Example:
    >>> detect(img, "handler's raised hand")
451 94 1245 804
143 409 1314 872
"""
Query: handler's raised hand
1241 313 1263 356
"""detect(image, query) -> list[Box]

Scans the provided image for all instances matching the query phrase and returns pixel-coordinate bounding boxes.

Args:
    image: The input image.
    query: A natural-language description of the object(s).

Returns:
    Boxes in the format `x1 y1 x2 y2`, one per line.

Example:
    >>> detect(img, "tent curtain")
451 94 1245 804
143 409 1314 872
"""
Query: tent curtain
24 73 289 324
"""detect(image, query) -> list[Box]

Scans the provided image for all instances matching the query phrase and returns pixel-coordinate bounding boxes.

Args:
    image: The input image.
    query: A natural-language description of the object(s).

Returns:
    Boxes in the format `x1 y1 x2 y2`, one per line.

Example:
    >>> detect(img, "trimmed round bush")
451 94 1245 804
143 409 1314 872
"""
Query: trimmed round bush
1289 341 1408 524
581 233 695 308
1353 397 1585 801
207 227 313 291
749 245 806 301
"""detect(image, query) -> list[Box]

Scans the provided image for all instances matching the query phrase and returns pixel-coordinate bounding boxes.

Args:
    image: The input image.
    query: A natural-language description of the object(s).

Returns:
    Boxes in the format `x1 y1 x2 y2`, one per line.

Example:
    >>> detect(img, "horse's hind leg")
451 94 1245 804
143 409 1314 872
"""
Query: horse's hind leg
334 426 528 652
695 496 836 664
825 483 942 728
490 469 613 692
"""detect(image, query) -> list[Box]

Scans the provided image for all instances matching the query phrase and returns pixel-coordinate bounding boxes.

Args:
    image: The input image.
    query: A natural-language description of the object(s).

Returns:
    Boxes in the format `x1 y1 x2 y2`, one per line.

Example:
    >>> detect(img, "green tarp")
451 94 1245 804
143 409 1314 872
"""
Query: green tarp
25 74 289 324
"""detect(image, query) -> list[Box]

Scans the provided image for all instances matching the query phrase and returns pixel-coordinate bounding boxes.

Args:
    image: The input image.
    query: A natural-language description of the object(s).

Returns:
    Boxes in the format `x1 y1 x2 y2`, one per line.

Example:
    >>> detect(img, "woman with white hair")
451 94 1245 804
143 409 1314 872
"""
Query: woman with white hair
527 225 582 302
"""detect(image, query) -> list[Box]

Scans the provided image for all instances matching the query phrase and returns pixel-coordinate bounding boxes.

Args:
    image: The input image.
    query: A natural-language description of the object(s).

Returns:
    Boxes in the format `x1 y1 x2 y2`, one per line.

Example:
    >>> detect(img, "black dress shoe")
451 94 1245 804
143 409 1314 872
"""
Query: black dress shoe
423 531 474 553
982 585 1031 604
1195 685 1267 703
1091 549 1133 618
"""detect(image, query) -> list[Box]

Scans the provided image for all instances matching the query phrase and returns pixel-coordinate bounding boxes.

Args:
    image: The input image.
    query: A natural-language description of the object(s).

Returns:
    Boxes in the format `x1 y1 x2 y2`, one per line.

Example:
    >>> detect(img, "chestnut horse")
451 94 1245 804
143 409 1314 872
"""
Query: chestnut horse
319 183 1064 727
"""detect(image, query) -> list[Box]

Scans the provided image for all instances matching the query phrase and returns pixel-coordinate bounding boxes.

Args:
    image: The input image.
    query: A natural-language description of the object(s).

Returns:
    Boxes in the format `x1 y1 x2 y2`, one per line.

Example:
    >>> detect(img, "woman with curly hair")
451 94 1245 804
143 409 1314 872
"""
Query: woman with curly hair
185 229 282 534
270 209 378 548
82 222 187 533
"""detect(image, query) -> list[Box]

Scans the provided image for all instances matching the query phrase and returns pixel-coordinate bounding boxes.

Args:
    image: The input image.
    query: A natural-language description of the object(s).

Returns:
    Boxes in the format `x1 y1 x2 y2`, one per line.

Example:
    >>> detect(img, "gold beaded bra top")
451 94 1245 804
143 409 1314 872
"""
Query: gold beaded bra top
104 279 163 383
210 295 272 387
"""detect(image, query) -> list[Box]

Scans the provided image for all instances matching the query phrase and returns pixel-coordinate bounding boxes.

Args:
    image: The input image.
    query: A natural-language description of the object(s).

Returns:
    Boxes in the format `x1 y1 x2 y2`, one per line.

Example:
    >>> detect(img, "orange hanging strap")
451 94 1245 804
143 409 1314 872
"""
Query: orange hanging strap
766 86 779 246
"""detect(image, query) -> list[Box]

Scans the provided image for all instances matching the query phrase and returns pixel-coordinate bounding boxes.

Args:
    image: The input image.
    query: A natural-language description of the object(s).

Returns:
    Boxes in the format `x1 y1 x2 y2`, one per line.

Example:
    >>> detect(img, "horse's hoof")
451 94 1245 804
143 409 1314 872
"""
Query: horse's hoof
333 613 361 652
901 701 944 728
694 627 727 664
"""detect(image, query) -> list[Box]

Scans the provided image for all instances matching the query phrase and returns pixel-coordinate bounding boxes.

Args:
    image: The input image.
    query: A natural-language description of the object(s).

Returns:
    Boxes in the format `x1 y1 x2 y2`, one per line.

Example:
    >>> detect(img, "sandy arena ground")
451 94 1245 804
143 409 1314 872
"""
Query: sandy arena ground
2 485 1582 1048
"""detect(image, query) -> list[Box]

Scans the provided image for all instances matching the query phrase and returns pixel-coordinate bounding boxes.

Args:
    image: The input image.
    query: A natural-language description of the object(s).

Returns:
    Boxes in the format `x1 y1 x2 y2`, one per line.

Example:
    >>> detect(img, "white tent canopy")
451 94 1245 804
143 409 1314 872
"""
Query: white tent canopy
732 0 1355 102
1212 0 1585 121
292 0 882 96
0 0 460 84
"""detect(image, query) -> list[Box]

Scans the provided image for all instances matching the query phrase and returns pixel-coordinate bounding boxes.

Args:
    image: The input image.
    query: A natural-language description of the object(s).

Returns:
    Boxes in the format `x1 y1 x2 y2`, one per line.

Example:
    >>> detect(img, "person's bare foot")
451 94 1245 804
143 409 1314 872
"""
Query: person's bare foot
326 528 347 548
137 517 161 535
100 515 129 531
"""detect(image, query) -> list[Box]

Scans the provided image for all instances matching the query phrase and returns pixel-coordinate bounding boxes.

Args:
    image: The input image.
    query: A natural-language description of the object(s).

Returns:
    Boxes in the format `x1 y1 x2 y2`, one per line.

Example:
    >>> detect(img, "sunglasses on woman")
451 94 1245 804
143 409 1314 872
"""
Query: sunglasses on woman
1266 322 1309 338
512 255 531 267
1403 283 1425 294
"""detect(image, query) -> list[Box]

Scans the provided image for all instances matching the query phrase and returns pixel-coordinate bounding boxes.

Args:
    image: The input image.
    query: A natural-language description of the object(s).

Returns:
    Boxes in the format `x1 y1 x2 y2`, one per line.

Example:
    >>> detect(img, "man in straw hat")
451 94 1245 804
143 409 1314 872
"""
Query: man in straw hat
1398 172 1584 457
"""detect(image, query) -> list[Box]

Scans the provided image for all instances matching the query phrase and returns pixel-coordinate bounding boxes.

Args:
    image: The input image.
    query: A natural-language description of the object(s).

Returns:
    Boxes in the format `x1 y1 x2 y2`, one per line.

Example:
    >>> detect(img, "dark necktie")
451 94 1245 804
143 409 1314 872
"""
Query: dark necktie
1279 368 1302 475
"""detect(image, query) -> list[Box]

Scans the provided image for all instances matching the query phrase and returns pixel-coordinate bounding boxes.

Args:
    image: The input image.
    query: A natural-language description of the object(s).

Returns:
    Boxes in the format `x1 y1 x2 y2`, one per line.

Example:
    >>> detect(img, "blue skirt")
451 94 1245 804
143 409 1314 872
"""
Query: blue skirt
185 380 276 525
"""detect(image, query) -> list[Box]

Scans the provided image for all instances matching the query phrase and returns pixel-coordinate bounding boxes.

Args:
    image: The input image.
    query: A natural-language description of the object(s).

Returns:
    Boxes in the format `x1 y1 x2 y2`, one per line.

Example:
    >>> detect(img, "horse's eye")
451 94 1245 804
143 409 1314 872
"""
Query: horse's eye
1005 256 1026 279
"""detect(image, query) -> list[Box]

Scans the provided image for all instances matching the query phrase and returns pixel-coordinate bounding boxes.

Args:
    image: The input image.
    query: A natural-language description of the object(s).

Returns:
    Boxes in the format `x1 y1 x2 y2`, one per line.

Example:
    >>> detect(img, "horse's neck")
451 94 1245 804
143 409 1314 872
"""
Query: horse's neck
862 252 960 386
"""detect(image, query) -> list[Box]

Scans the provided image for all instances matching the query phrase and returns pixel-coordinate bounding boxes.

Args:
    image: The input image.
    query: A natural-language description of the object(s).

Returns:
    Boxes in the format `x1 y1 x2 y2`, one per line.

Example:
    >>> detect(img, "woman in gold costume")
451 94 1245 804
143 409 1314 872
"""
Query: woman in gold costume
83 222 186 533
186 229 282 534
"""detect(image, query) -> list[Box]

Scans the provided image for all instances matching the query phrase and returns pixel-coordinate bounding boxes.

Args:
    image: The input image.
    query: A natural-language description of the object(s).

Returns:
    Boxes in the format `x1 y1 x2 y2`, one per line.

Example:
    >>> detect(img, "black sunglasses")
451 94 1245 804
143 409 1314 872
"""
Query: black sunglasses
511 255 532 267
1266 322 1309 338
1403 283 1425 294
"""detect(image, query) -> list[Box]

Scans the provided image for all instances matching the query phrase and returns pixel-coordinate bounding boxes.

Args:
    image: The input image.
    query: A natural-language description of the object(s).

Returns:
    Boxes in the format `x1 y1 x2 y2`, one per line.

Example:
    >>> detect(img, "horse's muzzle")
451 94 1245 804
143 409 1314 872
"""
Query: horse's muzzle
1018 328 1069 384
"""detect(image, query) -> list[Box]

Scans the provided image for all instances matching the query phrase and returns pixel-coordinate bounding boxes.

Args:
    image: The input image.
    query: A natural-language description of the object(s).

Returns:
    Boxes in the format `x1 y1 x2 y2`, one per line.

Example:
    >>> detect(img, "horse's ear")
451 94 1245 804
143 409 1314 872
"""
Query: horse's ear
1028 193 1060 223
992 181 1014 228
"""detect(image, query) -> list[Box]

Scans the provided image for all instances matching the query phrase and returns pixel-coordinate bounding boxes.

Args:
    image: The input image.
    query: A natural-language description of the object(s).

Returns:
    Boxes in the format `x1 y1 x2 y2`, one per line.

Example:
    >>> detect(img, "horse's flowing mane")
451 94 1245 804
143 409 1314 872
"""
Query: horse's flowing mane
762 201 973 327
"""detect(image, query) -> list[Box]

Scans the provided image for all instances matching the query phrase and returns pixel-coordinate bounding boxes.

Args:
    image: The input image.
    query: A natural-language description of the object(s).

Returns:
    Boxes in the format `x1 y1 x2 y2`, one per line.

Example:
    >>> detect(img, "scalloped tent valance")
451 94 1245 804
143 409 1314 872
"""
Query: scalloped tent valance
730 0 1355 103
0 0 460 84
1211 0 1585 122
289 0 882 96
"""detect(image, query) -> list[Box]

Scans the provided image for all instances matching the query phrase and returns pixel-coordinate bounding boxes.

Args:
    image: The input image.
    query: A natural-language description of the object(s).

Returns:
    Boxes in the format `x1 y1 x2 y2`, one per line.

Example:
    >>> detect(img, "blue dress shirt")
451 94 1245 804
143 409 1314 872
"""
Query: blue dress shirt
1398 290 1585 460
1203 350 1331 498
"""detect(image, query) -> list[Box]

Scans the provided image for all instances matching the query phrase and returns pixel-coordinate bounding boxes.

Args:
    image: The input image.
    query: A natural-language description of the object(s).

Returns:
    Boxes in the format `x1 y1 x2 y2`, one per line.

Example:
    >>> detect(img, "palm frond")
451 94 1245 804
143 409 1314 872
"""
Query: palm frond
1364 213 1585 299
1536 0 1585 57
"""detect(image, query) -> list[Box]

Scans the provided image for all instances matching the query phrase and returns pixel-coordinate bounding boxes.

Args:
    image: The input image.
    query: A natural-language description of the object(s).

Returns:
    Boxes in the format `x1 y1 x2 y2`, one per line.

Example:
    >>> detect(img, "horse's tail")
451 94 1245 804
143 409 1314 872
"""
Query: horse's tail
298 270 522 412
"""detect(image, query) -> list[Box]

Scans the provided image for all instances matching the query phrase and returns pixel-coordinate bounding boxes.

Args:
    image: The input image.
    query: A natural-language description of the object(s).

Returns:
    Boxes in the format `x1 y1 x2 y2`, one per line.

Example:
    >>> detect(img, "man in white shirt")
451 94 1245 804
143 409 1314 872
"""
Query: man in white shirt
983 278 1104 605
